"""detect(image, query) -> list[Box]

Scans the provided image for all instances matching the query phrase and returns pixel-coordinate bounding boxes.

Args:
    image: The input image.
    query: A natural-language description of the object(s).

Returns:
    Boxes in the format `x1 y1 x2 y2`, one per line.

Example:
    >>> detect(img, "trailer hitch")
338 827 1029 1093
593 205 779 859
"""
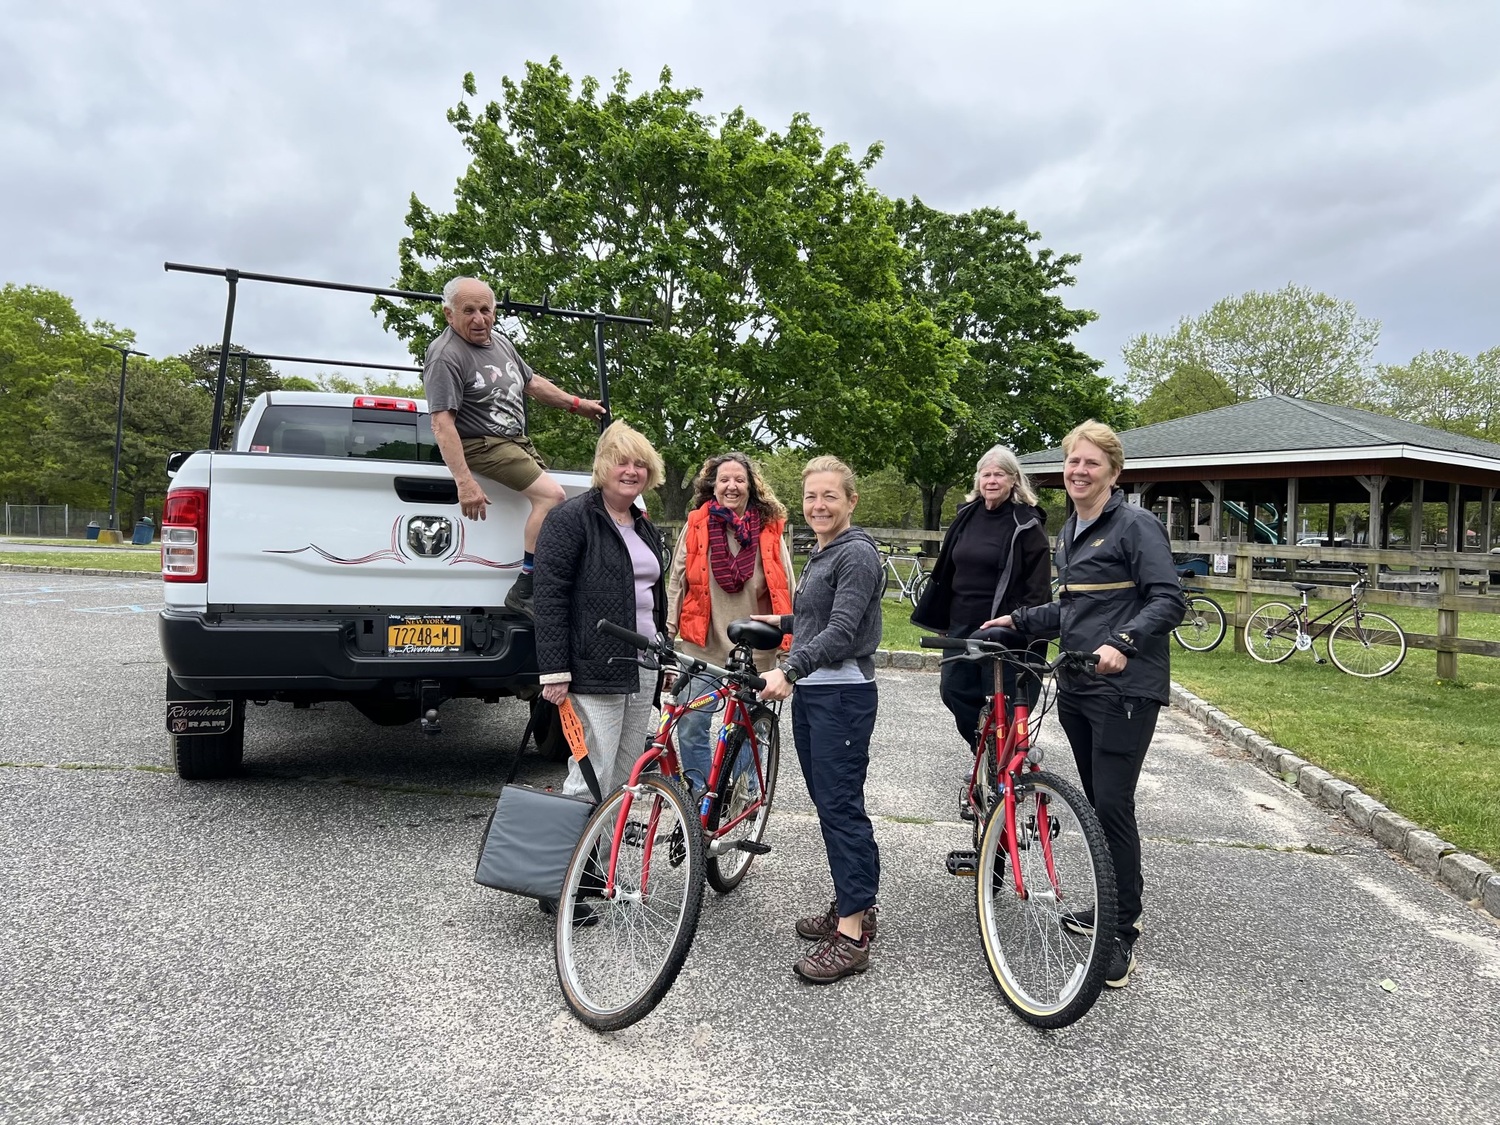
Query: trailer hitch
419 680 444 735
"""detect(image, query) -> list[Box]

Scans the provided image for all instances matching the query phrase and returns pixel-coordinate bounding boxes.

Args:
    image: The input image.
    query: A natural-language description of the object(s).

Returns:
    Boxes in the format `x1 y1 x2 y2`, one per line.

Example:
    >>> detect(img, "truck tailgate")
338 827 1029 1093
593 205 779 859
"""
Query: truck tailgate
203 453 587 607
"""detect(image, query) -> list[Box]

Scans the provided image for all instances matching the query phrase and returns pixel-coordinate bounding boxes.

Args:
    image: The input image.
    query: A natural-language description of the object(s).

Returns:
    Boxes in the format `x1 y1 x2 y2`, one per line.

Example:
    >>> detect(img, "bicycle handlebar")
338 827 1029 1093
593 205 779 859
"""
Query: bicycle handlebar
597 619 767 692
919 632 1100 674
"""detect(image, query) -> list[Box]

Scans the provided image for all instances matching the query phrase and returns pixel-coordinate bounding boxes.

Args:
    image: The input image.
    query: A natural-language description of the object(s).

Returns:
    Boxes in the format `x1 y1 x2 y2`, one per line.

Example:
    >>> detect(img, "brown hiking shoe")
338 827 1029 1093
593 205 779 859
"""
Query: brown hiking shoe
794 931 870 985
794 899 879 943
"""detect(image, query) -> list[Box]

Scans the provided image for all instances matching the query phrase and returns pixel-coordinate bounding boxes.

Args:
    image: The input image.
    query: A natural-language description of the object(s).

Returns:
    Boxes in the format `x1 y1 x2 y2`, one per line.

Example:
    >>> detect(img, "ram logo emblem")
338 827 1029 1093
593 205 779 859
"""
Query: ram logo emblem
407 516 453 558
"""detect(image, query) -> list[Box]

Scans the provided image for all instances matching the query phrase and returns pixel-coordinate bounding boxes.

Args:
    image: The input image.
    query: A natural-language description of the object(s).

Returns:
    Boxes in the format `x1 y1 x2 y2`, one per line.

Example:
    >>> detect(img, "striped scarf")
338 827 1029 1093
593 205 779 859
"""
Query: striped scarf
707 500 761 593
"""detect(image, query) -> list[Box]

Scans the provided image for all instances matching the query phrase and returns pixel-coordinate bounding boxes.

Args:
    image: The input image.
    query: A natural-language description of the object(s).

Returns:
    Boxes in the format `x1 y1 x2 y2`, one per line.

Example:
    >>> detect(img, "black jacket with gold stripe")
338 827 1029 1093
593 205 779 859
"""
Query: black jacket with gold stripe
1011 488 1185 705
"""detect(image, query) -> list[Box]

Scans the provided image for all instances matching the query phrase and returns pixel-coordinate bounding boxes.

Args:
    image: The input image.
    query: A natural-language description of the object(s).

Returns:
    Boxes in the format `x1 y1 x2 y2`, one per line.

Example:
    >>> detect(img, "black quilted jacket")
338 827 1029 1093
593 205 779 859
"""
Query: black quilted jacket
532 488 667 694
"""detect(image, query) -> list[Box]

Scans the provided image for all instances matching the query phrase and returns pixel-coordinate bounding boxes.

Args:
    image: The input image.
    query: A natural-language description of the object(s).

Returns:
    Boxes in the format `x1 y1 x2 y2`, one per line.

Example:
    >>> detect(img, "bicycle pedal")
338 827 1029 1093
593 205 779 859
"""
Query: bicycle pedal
734 840 772 855
945 849 978 877
959 802 976 822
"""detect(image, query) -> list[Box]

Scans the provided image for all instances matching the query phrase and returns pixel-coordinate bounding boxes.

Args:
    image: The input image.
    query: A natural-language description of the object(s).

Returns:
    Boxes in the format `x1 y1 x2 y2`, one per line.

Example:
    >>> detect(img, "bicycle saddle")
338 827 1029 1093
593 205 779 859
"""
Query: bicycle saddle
728 619 785 650
1292 582 1320 593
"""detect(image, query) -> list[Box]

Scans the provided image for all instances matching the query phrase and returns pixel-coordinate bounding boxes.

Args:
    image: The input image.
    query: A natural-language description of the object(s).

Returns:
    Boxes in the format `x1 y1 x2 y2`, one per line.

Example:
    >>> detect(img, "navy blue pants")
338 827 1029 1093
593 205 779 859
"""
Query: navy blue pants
791 681 880 919
1057 692 1160 940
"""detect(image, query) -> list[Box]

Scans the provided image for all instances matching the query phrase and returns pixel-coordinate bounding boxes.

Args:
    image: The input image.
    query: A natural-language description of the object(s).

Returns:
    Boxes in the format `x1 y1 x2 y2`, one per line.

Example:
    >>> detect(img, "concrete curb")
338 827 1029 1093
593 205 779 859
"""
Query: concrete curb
0 562 152 578
871 648 943 672
1170 681 1500 921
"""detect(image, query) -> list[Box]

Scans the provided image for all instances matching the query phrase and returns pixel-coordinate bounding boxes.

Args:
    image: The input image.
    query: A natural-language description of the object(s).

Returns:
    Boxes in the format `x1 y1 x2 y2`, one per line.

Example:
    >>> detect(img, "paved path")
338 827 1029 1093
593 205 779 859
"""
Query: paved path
3 573 1498 1124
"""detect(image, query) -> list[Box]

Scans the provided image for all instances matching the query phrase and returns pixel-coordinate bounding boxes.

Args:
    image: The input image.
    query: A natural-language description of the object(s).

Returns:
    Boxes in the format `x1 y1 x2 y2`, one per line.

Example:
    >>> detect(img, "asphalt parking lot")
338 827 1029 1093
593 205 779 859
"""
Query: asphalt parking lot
3 571 1498 1124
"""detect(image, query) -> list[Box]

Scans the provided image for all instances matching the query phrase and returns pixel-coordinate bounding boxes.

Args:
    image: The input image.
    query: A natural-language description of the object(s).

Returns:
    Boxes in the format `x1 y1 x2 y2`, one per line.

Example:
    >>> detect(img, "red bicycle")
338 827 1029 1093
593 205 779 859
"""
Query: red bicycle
921 627 1117 1028
553 617 783 1031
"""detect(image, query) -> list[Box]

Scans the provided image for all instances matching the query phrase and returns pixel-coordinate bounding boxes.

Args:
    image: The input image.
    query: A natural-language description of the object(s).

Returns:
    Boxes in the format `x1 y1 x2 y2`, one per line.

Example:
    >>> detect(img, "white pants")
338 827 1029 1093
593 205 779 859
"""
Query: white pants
562 690 656 800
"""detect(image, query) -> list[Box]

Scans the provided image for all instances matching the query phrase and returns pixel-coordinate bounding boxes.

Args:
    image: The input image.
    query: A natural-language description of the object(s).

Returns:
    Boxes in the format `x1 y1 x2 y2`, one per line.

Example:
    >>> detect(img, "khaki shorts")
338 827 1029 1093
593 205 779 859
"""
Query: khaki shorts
461 434 547 492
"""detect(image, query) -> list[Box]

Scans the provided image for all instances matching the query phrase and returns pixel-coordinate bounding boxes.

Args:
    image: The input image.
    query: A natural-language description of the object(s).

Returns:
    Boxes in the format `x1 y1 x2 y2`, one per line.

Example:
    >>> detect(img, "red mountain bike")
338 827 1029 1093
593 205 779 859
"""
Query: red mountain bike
921 628 1117 1028
553 617 783 1031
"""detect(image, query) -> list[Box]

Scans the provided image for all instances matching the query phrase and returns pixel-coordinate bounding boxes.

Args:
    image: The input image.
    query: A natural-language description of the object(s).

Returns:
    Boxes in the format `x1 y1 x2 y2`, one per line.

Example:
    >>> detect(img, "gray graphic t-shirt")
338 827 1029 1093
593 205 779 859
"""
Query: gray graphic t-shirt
423 328 535 439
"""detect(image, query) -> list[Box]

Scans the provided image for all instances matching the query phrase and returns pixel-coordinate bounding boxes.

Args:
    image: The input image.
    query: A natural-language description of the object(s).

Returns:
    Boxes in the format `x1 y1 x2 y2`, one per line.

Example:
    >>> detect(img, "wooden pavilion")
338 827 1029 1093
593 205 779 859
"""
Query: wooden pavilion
1018 396 1500 558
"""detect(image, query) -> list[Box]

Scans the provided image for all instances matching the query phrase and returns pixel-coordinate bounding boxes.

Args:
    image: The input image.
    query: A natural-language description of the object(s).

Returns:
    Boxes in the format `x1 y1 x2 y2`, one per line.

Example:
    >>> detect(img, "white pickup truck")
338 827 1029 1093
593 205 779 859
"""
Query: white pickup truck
159 390 588 778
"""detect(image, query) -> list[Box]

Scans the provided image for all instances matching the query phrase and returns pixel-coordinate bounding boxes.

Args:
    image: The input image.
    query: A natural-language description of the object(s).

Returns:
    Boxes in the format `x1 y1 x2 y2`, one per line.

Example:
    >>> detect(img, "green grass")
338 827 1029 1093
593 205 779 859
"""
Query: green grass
879 596 929 651
1172 643 1499 864
1 536 157 550
0 550 160 572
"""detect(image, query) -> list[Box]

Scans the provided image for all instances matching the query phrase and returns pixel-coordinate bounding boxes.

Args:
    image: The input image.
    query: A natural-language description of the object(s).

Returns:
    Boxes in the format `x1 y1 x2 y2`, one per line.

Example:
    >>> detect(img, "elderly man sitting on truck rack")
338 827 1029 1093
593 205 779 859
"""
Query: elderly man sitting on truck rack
424 276 607 616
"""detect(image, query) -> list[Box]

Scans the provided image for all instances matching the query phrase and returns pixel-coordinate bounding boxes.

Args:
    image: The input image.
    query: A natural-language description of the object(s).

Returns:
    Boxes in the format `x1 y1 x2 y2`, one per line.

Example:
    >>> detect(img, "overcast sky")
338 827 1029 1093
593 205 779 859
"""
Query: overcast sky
4 0 1497 390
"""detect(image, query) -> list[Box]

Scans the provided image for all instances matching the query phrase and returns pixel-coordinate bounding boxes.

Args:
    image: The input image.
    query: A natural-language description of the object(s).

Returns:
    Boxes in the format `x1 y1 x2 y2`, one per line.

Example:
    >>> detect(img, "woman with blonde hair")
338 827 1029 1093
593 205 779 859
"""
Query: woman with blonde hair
988 420 1185 989
533 420 668 821
665 451 795 797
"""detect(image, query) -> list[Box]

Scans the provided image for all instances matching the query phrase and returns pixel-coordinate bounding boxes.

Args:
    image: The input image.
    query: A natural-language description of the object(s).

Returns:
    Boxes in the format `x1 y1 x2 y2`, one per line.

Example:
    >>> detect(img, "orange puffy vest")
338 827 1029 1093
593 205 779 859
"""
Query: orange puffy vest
678 505 793 651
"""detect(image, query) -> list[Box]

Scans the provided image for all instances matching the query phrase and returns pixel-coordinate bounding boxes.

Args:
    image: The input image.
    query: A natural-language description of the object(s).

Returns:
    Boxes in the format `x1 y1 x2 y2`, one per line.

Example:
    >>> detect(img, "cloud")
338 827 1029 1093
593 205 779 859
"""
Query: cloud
3 0 1497 391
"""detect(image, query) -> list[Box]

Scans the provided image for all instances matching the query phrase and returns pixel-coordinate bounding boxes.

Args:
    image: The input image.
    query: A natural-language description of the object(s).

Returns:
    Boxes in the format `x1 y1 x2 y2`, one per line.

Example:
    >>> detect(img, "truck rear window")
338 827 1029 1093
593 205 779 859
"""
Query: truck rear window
250 405 444 463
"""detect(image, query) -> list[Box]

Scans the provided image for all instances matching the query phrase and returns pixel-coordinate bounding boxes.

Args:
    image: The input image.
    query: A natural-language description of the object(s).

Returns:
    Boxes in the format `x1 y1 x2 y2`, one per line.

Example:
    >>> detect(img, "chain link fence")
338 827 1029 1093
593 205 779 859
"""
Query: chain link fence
3 504 118 539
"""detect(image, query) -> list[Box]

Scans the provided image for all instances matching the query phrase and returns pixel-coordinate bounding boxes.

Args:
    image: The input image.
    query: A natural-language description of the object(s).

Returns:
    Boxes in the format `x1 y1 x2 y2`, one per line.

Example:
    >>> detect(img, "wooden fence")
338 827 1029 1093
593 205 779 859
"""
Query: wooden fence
675 523 1499 680
1169 541 1499 680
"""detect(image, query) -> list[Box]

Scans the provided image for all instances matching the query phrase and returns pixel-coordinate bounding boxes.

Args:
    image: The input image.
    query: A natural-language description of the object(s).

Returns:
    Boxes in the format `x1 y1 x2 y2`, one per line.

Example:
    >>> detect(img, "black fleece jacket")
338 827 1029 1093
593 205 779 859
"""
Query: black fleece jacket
911 497 1051 632
533 488 667 694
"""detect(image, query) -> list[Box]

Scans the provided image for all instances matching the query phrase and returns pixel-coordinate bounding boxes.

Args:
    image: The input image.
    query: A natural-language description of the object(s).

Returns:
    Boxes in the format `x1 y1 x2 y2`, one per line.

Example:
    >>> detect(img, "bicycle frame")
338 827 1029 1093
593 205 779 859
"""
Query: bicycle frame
965 657 1061 900
599 672 772 899
1280 578 1366 642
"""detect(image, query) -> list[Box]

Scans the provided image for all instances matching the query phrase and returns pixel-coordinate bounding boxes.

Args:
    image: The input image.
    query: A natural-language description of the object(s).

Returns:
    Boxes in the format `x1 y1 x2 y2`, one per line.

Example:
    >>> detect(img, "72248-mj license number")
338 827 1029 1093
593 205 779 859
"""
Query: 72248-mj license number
387 614 463 656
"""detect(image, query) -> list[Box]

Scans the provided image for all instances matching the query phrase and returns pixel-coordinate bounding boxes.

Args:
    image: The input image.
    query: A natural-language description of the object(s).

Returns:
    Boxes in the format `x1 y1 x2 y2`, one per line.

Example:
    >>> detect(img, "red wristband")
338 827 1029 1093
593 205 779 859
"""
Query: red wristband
569 396 580 414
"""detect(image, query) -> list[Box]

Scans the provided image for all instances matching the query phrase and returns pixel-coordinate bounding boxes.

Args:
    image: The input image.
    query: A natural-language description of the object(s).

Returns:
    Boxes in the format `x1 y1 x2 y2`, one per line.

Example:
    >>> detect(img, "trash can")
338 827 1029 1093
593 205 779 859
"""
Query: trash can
132 519 155 545
85 522 101 541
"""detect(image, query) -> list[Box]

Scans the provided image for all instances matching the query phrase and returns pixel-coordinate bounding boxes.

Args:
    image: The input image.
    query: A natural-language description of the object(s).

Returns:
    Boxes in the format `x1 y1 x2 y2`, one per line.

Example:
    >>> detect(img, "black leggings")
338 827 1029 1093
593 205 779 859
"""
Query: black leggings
1056 692 1160 940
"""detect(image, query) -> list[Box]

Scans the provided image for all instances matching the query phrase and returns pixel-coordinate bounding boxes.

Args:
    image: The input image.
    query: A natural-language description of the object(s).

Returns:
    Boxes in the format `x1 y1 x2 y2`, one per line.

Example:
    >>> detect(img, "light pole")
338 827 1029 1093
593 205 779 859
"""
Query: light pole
101 343 148 535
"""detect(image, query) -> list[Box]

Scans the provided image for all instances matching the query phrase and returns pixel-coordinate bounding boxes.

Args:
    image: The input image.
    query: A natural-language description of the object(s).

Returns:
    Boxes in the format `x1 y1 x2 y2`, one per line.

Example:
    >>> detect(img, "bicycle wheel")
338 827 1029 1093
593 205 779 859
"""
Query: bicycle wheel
1243 602 1298 664
910 570 930 605
706 707 781 893
1173 595 1226 652
976 770 1116 1028
1327 611 1406 678
555 775 706 1031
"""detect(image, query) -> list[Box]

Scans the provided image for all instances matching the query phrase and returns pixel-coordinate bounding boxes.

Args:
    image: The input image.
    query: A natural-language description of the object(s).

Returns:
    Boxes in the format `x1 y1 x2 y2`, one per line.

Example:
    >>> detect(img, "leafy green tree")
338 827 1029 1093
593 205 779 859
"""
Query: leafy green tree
891 199 1124 533
296 372 424 396
177 343 282 401
43 353 211 524
1363 348 1500 441
360 374 425 397
1133 362 1237 426
378 60 953 515
1123 284 1380 421
176 344 283 447
0 285 102 500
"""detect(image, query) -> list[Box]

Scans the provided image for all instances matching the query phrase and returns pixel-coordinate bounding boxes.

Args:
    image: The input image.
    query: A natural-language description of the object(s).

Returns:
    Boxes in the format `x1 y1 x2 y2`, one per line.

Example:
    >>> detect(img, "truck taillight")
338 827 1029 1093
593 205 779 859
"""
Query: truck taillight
353 396 418 411
162 488 208 583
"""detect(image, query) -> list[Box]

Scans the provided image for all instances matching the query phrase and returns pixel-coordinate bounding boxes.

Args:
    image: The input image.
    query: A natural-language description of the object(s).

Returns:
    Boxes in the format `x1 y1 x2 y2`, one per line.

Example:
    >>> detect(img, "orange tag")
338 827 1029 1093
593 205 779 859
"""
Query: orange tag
558 698 590 762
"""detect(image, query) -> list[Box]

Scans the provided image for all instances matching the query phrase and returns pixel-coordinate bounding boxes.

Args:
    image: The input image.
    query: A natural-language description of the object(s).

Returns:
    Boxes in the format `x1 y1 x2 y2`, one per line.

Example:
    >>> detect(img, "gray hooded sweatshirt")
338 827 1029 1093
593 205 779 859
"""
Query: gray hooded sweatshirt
778 526 885 683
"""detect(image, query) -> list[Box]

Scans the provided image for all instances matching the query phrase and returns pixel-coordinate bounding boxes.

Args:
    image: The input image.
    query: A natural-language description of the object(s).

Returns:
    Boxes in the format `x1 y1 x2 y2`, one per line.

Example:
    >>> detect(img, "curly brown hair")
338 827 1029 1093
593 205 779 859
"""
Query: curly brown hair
688 451 787 522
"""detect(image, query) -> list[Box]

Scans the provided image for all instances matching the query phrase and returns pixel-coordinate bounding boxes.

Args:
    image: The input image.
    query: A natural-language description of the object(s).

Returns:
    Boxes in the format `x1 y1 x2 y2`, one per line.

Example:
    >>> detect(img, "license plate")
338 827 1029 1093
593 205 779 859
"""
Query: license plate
387 614 463 656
